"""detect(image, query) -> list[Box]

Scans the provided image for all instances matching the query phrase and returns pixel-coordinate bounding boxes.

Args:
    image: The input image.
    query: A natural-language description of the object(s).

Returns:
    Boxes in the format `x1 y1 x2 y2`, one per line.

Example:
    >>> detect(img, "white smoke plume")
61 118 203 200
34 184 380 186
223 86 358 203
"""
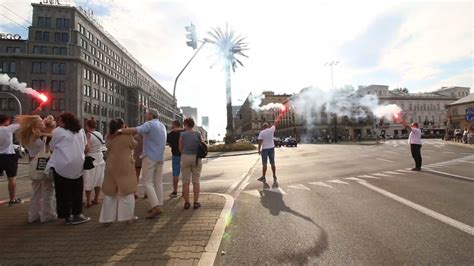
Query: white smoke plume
0 73 44 100
247 93 285 111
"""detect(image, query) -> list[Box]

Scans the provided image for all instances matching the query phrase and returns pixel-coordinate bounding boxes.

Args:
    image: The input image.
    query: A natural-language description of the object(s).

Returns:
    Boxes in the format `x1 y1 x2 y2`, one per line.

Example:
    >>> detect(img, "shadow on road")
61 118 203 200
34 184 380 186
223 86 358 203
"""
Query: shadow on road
258 181 329 263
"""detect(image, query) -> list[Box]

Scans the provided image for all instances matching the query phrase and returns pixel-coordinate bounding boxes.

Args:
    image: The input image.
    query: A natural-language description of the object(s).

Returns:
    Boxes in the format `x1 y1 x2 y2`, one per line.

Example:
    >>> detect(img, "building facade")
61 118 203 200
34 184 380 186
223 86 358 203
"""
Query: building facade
357 85 470 137
180 106 198 123
446 94 474 131
0 2 180 134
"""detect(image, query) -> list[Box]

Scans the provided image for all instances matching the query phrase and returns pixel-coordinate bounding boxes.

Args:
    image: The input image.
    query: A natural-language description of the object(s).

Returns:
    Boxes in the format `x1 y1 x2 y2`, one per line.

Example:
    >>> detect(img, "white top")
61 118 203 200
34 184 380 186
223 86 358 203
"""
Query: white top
46 127 86 179
0 124 20 154
87 131 105 165
408 127 422 145
27 138 45 158
258 125 276 149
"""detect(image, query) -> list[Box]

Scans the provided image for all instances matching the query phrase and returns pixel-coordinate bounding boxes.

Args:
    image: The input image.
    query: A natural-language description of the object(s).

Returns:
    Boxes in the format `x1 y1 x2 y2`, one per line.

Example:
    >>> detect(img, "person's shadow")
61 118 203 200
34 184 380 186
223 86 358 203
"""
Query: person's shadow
259 181 315 225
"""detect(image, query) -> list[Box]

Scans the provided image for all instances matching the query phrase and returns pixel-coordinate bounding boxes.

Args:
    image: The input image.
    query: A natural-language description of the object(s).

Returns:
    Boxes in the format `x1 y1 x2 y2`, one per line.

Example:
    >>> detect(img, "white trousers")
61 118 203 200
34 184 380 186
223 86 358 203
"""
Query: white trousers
28 179 57 223
99 194 135 223
141 157 164 208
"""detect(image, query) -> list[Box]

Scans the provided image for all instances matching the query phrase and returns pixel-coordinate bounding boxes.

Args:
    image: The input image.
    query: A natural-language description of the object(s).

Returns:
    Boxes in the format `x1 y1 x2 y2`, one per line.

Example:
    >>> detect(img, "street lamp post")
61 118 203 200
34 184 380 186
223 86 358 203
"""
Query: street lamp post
0 92 22 115
325 61 339 142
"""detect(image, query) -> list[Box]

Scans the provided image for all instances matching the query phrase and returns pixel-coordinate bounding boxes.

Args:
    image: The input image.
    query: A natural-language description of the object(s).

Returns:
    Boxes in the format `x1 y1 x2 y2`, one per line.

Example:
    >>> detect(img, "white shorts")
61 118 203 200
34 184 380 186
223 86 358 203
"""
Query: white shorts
83 163 105 191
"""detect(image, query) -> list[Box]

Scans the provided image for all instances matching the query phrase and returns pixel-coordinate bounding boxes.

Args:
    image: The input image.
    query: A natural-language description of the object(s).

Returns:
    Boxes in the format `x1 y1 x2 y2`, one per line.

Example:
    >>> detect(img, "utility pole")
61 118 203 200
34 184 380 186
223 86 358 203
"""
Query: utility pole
325 61 339 143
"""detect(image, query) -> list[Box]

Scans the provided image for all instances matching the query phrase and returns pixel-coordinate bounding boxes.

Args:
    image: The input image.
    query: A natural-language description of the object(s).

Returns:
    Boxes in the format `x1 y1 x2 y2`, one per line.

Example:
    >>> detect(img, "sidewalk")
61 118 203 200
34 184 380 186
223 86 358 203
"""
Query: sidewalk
0 194 227 265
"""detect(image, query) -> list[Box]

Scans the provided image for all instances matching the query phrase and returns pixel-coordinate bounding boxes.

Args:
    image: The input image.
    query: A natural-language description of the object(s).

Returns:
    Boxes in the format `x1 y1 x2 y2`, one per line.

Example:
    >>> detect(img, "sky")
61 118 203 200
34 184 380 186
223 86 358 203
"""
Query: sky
1 0 472 139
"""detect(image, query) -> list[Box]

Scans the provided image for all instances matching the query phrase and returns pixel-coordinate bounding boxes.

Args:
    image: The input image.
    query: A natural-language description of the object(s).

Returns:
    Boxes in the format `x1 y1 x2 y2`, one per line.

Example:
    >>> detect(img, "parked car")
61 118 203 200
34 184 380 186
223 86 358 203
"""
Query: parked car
283 137 297 147
274 137 282 147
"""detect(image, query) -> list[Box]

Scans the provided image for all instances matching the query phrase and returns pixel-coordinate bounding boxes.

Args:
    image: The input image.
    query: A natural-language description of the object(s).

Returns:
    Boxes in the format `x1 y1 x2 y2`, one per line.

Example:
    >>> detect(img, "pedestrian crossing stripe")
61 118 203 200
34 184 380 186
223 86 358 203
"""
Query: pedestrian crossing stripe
383 171 405 175
358 175 380 179
371 173 391 177
344 177 365 182
288 184 311 190
328 179 349 185
308 182 333 188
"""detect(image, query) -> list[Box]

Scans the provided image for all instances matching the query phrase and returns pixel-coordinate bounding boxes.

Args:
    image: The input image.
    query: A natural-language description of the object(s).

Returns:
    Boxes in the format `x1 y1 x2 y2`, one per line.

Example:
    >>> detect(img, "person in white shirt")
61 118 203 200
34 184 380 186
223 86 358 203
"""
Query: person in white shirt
0 114 21 206
46 113 90 225
83 117 105 208
257 123 277 182
400 120 423 171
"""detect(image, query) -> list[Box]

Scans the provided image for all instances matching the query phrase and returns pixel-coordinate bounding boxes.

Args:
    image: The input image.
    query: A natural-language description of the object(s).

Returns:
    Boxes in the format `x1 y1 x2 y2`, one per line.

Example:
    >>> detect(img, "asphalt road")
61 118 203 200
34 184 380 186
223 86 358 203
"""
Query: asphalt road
218 140 474 264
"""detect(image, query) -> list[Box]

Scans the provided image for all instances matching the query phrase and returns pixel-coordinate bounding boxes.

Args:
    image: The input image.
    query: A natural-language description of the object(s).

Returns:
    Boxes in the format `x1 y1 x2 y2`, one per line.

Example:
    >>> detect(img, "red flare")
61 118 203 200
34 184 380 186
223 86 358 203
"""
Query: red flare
38 93 48 103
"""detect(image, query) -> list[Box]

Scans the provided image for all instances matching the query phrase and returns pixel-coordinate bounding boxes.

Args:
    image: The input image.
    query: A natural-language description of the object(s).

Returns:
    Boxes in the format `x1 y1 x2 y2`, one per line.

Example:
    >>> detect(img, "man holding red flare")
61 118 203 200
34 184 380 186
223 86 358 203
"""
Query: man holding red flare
395 113 423 171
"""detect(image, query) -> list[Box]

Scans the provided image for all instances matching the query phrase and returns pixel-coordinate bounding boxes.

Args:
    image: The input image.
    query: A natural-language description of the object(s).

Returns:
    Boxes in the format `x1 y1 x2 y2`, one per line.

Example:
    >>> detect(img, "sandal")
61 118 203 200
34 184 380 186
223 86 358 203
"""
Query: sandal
146 208 161 219
184 202 191 209
193 202 201 209
127 216 139 224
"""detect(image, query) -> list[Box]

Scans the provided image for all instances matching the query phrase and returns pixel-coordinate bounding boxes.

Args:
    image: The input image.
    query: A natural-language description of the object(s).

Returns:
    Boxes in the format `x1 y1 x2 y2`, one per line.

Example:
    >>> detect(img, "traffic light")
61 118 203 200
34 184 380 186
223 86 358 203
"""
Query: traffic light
185 23 197 49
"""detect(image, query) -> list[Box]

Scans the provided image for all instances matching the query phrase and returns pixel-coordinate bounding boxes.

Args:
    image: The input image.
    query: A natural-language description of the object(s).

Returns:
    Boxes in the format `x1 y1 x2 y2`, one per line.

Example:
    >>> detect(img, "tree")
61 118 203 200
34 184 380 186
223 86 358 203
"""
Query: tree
393 87 409 94
205 25 248 143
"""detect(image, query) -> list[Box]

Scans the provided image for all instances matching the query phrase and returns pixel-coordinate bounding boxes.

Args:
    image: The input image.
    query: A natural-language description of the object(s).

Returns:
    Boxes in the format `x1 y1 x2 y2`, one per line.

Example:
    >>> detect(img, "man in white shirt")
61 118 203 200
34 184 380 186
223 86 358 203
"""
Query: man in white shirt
0 114 22 205
400 120 422 171
257 123 277 182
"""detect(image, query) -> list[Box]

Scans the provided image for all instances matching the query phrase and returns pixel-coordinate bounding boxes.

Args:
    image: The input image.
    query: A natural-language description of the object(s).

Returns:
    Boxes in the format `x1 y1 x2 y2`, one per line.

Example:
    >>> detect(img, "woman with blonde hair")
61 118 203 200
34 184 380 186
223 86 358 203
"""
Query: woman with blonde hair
99 118 138 224
16 115 57 223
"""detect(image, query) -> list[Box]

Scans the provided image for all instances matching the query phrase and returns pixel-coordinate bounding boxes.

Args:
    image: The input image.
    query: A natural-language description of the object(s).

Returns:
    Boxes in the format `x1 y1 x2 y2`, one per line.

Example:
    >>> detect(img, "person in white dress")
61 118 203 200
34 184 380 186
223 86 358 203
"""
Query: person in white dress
83 118 105 208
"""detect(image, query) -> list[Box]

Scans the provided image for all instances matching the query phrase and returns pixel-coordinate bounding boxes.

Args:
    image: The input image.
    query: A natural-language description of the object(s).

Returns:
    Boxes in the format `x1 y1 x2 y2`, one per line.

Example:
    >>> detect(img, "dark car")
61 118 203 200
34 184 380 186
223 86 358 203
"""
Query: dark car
283 137 297 147
274 137 282 147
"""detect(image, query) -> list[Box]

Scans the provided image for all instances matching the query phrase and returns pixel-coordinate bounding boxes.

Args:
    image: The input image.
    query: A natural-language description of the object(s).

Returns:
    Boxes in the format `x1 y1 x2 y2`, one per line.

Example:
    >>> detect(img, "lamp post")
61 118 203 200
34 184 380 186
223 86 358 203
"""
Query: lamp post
0 92 22 115
325 61 339 142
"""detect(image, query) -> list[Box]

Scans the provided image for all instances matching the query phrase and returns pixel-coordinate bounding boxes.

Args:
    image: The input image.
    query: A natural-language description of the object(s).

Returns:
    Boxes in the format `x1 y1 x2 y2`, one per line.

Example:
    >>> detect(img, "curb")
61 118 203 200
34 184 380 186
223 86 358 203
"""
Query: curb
445 141 474 149
199 193 234 266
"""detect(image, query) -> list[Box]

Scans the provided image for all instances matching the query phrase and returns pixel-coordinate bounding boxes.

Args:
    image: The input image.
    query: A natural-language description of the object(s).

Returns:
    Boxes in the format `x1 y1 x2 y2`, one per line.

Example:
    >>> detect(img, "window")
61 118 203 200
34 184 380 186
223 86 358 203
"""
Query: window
41 46 48 54
51 80 65 92
45 17 51 27
54 32 69 43
56 18 63 28
84 102 91 113
32 62 47 74
35 31 49 41
101 92 106 102
59 99 65 111
109 109 113 118
78 23 86 35
83 85 91 96
93 104 99 115
81 39 88 49
6 47 20 53
101 106 107 116
52 63 66 74
62 33 69 42
93 88 99 99
37 16 45 26
93 73 99 84
83 68 91 80
0 62 16 73
54 32 61 42
63 19 70 29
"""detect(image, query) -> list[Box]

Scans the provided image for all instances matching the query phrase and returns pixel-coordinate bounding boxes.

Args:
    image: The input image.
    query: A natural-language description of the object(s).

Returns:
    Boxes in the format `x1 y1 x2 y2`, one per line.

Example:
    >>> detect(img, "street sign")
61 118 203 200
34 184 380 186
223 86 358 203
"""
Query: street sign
465 113 474 122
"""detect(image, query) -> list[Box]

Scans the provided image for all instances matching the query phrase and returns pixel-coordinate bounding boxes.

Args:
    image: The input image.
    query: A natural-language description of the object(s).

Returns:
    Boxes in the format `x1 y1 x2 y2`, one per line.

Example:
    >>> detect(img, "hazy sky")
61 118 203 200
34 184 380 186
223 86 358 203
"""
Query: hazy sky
1 0 472 138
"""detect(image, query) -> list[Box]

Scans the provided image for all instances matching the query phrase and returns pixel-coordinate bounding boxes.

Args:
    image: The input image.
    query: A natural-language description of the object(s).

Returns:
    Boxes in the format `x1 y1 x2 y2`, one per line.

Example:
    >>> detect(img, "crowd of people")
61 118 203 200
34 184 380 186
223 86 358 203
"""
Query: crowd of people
0 108 204 225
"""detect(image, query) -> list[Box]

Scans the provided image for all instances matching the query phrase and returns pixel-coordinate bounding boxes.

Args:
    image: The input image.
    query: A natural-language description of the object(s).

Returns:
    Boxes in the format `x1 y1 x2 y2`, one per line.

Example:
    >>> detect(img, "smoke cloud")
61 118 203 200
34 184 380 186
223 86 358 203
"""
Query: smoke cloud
0 74 44 100
247 93 285 111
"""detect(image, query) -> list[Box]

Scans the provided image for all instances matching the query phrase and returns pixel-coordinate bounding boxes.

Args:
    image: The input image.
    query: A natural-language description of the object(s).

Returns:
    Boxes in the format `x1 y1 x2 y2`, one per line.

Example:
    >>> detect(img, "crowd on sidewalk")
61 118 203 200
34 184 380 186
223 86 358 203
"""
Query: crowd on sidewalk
0 108 205 226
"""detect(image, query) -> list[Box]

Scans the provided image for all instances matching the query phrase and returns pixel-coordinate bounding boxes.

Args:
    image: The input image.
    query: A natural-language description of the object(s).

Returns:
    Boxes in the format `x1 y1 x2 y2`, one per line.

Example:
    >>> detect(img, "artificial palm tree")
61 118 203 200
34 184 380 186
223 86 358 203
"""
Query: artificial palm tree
205 24 248 143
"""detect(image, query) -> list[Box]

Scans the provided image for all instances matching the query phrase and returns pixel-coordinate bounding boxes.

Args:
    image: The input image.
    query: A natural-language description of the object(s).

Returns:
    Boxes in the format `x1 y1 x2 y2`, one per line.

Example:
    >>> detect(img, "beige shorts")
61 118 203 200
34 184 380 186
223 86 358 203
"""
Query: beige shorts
180 154 202 183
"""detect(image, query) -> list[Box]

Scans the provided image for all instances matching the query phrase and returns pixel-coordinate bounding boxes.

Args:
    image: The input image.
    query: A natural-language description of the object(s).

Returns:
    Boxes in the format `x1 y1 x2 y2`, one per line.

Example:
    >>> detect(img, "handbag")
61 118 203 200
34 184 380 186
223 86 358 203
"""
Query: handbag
29 139 51 180
195 132 208 165
83 131 95 170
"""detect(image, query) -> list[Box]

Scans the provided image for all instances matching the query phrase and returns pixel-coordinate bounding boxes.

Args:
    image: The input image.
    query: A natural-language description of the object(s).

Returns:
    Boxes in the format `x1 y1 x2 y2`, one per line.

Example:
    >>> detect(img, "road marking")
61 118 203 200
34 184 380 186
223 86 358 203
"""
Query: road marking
423 169 474 181
376 158 395 163
242 190 262 198
266 187 287 194
358 175 380 179
460 152 472 155
371 173 391 177
396 169 412 173
383 171 404 175
288 184 311 191
328 179 349 185
308 182 333 188
423 150 434 152
358 181 474 236
458 160 474 164
344 177 365 182
443 151 455 154
383 151 398 154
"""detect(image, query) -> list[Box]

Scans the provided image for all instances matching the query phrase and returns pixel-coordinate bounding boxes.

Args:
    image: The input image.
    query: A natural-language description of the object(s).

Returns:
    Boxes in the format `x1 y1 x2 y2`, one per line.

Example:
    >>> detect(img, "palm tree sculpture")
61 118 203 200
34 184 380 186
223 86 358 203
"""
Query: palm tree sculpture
205 24 248 143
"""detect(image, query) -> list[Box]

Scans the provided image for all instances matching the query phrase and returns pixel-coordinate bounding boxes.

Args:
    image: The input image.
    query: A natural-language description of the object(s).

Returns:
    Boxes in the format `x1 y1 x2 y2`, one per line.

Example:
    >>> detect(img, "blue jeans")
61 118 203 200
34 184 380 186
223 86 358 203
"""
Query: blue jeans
172 155 181 177
261 148 275 165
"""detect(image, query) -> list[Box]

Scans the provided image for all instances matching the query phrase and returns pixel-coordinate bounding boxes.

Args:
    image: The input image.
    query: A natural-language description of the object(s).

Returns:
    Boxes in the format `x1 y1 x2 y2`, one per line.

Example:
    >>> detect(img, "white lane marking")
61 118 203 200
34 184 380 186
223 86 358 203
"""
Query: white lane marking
242 190 261 198
460 152 473 155
358 175 381 179
383 171 405 175
328 179 349 185
396 169 412 173
288 184 311 191
443 151 455 154
308 182 333 188
376 158 395 163
371 173 391 177
358 181 474 236
344 177 365 182
434 146 442 148
458 160 474 164
266 187 287 194
423 169 474 181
